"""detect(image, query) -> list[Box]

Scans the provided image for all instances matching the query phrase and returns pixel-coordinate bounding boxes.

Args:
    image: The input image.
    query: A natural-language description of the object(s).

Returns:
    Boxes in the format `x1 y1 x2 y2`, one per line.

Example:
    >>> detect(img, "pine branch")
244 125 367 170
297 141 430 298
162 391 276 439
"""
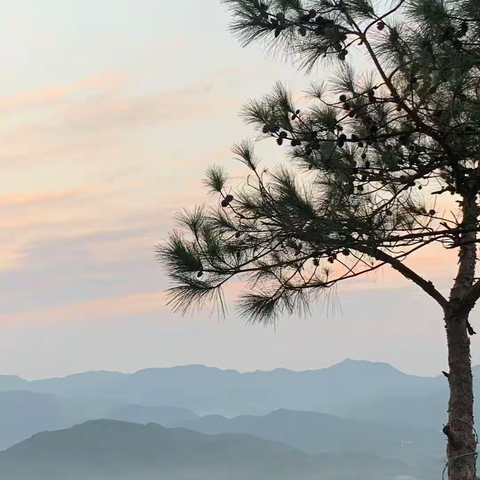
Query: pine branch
158 0 480 321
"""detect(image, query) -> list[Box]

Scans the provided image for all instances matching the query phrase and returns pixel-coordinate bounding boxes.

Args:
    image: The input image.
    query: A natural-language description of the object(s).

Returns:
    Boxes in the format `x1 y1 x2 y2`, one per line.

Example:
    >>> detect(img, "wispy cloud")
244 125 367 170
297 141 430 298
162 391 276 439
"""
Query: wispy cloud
0 73 127 115
0 290 169 325
0 79 233 166
0 187 91 207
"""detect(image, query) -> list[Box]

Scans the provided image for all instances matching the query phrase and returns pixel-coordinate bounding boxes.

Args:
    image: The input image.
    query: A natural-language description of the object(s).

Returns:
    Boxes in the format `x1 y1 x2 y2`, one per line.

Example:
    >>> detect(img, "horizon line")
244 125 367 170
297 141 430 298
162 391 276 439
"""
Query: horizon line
1 358 458 382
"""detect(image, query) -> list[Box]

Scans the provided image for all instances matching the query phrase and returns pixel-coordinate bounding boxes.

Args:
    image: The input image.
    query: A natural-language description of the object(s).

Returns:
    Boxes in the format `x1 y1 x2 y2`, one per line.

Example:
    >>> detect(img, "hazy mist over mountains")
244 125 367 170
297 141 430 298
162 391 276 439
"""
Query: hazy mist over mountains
0 419 418 480
0 359 464 479
0 359 451 418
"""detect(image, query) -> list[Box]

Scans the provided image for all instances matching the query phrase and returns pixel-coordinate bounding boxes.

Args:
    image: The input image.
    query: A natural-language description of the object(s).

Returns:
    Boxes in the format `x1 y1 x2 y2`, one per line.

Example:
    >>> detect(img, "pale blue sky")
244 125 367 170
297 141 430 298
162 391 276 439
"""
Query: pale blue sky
0 0 476 379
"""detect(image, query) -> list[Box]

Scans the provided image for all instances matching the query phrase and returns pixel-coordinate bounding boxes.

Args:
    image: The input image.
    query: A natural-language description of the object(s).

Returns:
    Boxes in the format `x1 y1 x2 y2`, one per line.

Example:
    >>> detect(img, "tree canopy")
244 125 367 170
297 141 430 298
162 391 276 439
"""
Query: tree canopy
159 0 480 323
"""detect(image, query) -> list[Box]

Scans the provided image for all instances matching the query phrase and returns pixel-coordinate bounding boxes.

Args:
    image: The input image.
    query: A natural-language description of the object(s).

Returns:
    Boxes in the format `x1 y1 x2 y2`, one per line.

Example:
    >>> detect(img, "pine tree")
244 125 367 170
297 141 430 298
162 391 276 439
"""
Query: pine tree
158 1 480 478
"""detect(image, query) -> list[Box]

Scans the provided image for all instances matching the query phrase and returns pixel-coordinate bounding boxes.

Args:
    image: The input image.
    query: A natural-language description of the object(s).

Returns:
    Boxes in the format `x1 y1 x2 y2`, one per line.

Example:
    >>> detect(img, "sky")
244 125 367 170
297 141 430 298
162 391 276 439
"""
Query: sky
0 0 477 380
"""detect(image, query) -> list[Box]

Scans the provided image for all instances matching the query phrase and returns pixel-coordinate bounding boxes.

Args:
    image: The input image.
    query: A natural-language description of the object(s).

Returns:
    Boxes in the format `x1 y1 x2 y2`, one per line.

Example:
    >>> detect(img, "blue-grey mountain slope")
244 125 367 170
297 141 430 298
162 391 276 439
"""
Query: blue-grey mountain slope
0 391 198 450
0 360 448 418
0 420 419 480
177 408 444 463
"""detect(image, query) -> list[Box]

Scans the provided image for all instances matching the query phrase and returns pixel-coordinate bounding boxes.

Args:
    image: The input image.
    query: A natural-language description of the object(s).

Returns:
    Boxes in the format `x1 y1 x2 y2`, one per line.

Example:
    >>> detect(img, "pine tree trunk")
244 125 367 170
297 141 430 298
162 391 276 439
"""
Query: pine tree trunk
445 306 477 480
445 190 479 480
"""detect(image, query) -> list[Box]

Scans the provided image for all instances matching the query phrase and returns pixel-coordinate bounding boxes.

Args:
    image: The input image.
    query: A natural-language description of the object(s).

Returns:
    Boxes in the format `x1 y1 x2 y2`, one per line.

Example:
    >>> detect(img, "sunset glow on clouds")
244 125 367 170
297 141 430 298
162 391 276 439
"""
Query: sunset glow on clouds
0 0 476 379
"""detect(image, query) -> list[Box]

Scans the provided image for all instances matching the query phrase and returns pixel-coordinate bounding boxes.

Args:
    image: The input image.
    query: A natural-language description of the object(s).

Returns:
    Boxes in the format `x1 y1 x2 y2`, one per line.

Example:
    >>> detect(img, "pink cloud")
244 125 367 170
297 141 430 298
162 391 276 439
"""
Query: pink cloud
0 72 127 115
0 290 169 325
0 80 241 169
0 187 92 207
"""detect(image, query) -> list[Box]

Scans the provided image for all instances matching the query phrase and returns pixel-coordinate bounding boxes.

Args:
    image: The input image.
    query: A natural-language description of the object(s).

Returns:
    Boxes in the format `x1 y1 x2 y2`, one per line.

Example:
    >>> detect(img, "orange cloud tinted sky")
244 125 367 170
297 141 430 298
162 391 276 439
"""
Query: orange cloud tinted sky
0 0 476 379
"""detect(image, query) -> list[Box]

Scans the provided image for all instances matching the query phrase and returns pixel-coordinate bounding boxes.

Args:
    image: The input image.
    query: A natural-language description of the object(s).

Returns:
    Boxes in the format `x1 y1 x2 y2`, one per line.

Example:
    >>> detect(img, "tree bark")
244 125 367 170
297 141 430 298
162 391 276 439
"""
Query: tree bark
445 306 477 480
444 190 479 480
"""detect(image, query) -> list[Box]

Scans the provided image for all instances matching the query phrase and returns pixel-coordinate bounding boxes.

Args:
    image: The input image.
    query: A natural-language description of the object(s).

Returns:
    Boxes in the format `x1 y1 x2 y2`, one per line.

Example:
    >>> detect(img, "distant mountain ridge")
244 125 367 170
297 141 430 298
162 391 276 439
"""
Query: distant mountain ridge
1 359 445 386
0 391 444 462
177 408 445 467
0 360 462 479
0 359 450 417
0 391 199 450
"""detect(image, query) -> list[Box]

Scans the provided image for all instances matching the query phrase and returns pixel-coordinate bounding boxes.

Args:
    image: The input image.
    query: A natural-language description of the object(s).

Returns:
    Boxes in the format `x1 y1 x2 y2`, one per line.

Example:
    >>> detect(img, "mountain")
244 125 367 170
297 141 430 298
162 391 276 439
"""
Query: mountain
0 389 443 466
0 420 419 480
25 370 128 400
0 376 30 392
339 370 480 430
340 367 480 429
106 403 199 426
0 360 448 417
341 389 450 430
0 390 443 468
0 391 198 450
0 391 70 450
177 408 445 464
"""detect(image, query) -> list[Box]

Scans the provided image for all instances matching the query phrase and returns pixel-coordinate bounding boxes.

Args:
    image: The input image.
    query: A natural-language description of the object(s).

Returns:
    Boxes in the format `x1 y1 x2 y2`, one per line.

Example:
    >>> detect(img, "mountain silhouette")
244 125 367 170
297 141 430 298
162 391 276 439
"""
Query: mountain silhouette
0 360 448 417
0 391 70 450
177 408 444 462
0 392 444 469
0 391 198 450
0 419 417 480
